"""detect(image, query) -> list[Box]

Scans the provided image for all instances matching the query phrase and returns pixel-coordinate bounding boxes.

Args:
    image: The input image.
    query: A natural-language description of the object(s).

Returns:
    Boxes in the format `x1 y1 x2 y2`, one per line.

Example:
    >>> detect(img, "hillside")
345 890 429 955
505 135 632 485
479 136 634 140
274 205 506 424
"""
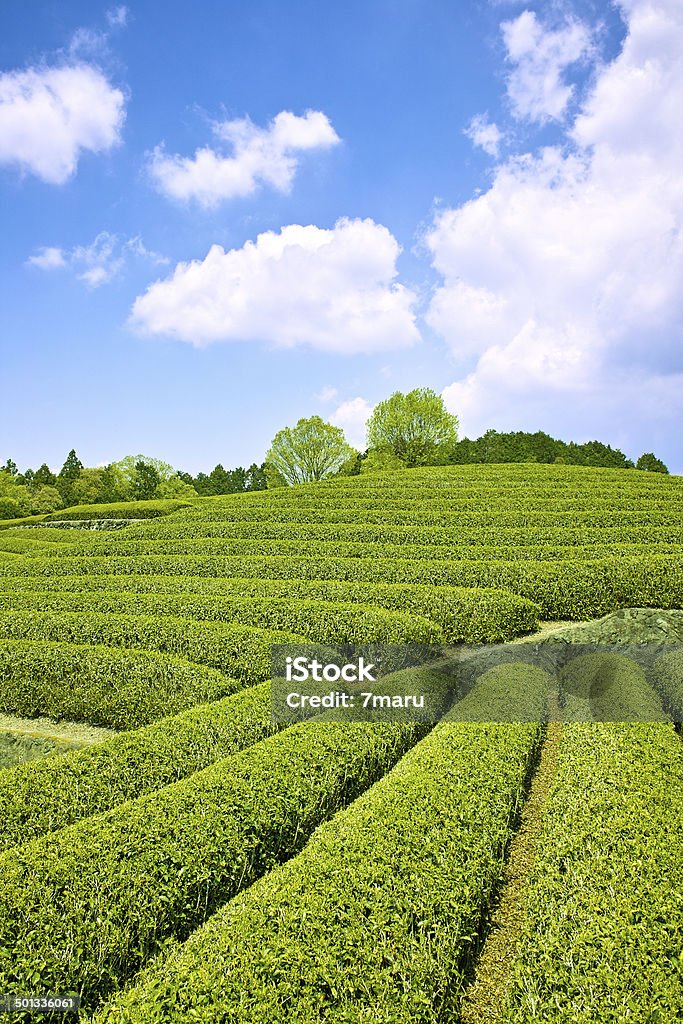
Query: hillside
0 462 681 1021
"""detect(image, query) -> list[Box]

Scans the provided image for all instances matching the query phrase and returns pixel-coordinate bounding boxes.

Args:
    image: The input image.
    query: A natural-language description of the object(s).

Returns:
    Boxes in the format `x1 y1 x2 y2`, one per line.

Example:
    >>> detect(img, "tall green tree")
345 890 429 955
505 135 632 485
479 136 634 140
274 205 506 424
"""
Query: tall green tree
245 463 267 491
636 452 669 474
113 455 175 489
157 474 198 498
132 460 161 499
57 449 84 506
266 416 355 485
366 388 459 467
73 468 109 505
34 463 57 488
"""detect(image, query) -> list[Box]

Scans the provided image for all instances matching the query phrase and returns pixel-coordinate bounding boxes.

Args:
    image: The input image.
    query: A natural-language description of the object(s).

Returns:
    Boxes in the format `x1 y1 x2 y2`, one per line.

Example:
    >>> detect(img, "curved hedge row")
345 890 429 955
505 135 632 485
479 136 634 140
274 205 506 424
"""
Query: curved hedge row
0 639 240 728
0 591 443 646
42 535 683 564
93 662 550 1024
0 682 280 852
112 519 683 548
0 669 451 1014
144 505 683 529
0 612 301 681
0 536 58 556
0 527 88 544
651 649 683 723
0 575 539 642
2 553 679 619
41 500 193 521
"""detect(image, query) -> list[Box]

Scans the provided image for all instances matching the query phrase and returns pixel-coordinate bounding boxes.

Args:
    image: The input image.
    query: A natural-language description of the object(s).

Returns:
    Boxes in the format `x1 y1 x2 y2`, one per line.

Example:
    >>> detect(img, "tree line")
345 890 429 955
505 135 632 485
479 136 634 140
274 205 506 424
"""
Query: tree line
0 388 669 519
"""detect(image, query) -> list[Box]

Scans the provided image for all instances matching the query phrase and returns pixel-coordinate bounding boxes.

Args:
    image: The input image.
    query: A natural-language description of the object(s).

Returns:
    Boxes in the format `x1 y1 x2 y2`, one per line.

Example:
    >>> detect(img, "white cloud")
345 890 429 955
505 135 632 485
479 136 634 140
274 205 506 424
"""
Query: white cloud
130 217 420 353
106 6 128 28
148 109 340 207
0 63 125 183
329 397 374 450
27 232 168 287
502 10 593 122
26 246 67 270
465 114 503 157
68 8 128 57
316 385 339 402
428 0 683 450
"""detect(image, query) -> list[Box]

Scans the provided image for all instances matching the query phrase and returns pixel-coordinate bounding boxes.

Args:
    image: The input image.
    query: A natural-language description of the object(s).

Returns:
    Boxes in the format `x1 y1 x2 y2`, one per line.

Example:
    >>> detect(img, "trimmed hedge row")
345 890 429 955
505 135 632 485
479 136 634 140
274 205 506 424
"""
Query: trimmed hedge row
2 553 679 618
0 591 444 646
651 649 683 723
93 662 550 1023
0 513 48 530
0 669 452 1013
0 682 280 852
0 575 539 642
251 462 681 485
113 518 683 547
0 527 89 544
41 500 193 521
0 536 58 555
149 505 683 528
559 651 668 723
45 535 683 564
0 639 241 728
0 612 301 681
499 720 683 1022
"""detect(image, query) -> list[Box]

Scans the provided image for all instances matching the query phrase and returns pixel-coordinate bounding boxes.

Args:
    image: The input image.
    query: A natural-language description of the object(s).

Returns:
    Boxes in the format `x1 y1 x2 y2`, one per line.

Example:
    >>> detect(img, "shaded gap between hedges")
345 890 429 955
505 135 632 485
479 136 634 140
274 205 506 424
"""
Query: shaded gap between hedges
457 697 563 1024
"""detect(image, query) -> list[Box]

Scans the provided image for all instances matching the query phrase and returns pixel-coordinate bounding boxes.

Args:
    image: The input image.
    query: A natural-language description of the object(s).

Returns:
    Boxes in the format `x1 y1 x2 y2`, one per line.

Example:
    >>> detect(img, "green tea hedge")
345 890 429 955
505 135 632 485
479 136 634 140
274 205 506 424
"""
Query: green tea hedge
0 682 279 852
93 662 549 1023
0 575 538 642
113 518 683 548
49 535 682 564
0 669 450 1012
499 720 683 1022
2 553 679 619
0 591 443 645
0 611 301 680
41 500 192 521
0 639 241 727
651 649 683 723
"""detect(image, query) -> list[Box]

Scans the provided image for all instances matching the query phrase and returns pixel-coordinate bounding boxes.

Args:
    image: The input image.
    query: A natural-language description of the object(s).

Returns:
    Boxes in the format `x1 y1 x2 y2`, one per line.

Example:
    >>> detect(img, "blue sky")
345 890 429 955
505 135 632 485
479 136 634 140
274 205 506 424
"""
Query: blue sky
2 0 681 475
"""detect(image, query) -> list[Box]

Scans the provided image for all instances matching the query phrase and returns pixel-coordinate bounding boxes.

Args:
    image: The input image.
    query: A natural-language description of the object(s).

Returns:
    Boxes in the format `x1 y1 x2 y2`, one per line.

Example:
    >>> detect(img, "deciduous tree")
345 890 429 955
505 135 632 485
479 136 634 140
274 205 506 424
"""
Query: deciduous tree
366 388 459 467
266 416 355 485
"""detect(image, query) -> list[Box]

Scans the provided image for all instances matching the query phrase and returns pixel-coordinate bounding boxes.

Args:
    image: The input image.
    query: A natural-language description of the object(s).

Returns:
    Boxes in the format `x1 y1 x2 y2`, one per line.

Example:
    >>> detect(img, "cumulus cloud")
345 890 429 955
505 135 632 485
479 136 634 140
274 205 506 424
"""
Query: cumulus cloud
502 9 593 122
148 109 340 207
130 217 420 353
0 63 125 183
465 114 503 157
26 246 67 270
329 397 374 450
27 233 168 287
428 0 683 452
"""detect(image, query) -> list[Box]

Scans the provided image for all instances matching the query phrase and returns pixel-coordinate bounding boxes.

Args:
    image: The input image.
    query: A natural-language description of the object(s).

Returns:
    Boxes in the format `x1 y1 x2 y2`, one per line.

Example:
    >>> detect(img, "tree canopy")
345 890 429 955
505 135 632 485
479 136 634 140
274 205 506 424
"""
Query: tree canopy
266 416 356 485
636 452 669 474
366 388 459 467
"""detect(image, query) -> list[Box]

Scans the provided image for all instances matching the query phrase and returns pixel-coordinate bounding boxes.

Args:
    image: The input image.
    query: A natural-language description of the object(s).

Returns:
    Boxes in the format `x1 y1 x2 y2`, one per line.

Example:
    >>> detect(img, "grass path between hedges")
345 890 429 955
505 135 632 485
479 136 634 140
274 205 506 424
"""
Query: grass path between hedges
459 695 564 1024
0 713 117 744
460 616 590 1020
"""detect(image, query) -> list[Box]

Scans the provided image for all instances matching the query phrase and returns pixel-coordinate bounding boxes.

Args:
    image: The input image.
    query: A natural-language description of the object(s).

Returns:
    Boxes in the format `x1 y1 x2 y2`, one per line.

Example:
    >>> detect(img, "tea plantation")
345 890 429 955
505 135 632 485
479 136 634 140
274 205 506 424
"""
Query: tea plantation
0 463 681 1022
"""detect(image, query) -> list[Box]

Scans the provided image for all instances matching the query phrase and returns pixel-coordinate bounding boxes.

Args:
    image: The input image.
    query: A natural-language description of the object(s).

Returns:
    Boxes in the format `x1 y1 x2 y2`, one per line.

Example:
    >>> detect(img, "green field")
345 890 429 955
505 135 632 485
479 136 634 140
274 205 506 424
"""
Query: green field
0 463 681 1022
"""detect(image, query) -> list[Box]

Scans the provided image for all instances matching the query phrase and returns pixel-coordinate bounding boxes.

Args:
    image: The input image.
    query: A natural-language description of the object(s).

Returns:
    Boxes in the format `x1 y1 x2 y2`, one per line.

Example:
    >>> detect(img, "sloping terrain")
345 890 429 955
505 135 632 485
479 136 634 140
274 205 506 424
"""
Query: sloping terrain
0 463 681 1021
